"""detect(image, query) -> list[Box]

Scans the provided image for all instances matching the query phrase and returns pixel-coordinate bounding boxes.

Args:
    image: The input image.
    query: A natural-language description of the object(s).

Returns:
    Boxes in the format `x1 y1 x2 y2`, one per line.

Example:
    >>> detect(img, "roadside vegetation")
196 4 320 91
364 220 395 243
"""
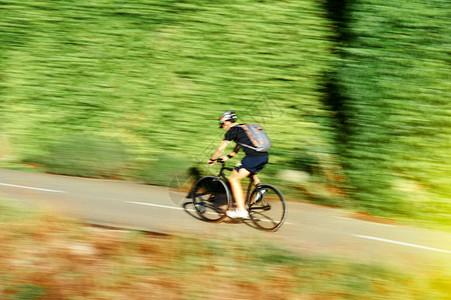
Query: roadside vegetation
326 0 451 230
0 0 449 230
1 200 449 299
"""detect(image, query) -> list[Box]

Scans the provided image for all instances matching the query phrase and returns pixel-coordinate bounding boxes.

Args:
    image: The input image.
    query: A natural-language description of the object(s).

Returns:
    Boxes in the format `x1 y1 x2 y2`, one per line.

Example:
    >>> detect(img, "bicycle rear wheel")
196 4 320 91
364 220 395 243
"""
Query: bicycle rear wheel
248 184 286 231
191 176 230 222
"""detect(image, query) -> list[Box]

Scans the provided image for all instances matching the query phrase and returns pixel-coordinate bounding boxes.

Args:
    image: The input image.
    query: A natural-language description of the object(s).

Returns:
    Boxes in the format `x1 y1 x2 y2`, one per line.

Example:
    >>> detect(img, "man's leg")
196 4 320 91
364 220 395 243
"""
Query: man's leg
253 174 260 185
229 168 251 212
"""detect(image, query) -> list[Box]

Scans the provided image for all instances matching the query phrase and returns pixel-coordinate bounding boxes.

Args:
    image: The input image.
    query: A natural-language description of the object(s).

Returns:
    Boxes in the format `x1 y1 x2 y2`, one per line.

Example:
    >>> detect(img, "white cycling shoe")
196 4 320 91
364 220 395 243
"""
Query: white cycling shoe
226 209 250 219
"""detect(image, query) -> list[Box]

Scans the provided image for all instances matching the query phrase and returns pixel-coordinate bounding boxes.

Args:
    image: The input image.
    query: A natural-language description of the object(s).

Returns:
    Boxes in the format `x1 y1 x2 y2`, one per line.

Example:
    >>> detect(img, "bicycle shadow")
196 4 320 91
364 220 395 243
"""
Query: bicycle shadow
244 212 282 232
241 219 260 230
182 201 205 221
181 200 279 231
182 200 232 223
181 187 231 223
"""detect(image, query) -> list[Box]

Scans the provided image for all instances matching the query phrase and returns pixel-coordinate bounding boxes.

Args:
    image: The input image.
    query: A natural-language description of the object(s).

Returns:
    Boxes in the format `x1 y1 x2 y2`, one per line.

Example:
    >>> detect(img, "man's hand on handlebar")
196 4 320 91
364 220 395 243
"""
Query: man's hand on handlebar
220 155 230 162
208 158 226 165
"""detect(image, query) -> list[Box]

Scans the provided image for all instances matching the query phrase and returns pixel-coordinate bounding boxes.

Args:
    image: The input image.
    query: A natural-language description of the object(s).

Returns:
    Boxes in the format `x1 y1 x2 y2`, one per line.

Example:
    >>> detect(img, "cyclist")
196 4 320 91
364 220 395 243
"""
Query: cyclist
208 110 269 219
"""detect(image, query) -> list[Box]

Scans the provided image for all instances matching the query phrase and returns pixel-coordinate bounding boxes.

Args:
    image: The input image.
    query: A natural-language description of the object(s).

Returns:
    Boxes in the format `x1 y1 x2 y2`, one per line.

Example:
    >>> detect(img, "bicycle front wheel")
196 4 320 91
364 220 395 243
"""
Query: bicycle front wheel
191 176 230 222
248 184 287 231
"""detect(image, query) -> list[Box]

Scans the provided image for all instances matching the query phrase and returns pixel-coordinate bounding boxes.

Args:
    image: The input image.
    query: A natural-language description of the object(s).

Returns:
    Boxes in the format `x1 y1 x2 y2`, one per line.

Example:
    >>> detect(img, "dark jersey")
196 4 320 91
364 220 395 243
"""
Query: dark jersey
224 124 268 157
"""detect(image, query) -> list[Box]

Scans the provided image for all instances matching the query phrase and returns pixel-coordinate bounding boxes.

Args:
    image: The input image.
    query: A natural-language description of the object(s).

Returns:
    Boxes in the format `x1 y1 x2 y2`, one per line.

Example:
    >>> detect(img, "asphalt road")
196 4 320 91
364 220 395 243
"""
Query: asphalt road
1 168 450 269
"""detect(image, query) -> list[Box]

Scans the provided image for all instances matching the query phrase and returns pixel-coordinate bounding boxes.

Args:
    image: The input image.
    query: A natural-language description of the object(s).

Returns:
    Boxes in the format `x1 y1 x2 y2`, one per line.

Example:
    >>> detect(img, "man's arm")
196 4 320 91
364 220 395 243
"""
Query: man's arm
225 144 241 160
217 144 241 162
209 140 230 163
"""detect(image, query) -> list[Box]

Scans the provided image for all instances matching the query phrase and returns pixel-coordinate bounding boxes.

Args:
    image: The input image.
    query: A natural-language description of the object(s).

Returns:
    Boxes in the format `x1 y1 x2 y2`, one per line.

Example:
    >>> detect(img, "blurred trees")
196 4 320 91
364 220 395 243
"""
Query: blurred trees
327 0 450 224
0 0 333 177
0 0 337 198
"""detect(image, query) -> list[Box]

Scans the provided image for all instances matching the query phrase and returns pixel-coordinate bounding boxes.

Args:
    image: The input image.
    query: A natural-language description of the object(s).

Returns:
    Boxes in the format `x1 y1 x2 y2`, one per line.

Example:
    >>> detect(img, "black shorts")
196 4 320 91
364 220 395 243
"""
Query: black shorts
235 154 269 174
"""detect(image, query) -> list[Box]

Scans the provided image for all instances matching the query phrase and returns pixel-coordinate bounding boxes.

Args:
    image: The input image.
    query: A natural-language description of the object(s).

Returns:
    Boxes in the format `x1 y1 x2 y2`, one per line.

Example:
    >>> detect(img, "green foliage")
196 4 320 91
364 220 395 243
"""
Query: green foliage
287 148 321 175
331 0 451 224
38 135 128 178
0 200 37 222
9 284 46 300
139 153 192 186
0 0 334 175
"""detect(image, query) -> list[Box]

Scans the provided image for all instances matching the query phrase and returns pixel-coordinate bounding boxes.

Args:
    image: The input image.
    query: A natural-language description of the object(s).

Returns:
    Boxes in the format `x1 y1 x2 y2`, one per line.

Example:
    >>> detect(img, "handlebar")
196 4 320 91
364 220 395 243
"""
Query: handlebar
210 158 225 164
208 158 234 171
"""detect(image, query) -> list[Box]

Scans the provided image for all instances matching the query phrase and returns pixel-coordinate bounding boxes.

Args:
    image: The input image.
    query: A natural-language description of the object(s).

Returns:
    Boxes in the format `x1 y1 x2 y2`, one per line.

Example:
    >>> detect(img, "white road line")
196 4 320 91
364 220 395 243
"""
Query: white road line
0 182 66 193
353 234 451 254
125 201 187 211
126 201 290 224
126 201 223 216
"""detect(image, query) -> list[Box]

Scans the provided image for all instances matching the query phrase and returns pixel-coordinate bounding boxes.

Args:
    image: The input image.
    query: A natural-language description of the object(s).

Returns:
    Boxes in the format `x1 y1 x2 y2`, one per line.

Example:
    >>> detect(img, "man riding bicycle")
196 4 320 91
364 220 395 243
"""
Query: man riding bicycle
208 110 269 219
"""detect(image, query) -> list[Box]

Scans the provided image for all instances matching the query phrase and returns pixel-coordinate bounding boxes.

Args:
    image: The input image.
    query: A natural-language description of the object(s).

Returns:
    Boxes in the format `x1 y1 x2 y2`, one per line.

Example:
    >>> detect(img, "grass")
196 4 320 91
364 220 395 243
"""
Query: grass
1 199 450 299
0 0 334 172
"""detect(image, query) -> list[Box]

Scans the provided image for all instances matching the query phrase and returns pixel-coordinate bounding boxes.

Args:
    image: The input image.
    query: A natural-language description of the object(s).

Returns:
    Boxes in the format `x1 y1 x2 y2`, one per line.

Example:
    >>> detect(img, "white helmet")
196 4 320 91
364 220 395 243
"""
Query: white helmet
219 110 237 127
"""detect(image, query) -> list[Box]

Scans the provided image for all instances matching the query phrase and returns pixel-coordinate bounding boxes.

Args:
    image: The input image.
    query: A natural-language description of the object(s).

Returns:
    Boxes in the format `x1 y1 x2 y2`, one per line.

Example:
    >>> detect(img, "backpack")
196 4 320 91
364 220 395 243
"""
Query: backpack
238 124 271 152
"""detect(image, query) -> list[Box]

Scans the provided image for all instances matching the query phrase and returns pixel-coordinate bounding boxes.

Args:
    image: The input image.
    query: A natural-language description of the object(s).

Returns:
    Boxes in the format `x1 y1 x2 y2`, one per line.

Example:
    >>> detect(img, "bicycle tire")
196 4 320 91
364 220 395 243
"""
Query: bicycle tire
191 176 230 222
247 184 287 231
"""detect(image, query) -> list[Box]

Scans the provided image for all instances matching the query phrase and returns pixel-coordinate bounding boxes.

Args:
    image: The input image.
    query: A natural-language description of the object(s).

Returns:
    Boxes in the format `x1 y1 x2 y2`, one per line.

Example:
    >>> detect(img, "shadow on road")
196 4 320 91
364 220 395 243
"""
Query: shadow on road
181 201 273 232
182 202 204 221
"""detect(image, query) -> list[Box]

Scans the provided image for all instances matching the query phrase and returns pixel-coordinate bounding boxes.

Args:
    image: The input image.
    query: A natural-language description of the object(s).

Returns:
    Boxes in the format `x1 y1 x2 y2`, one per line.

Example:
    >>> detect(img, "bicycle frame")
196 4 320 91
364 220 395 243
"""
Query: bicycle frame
199 159 287 231
214 160 258 203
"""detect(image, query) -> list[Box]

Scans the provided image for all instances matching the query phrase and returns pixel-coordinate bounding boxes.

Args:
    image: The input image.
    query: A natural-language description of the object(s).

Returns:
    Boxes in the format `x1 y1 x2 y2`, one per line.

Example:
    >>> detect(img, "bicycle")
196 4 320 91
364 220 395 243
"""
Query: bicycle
190 159 287 231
